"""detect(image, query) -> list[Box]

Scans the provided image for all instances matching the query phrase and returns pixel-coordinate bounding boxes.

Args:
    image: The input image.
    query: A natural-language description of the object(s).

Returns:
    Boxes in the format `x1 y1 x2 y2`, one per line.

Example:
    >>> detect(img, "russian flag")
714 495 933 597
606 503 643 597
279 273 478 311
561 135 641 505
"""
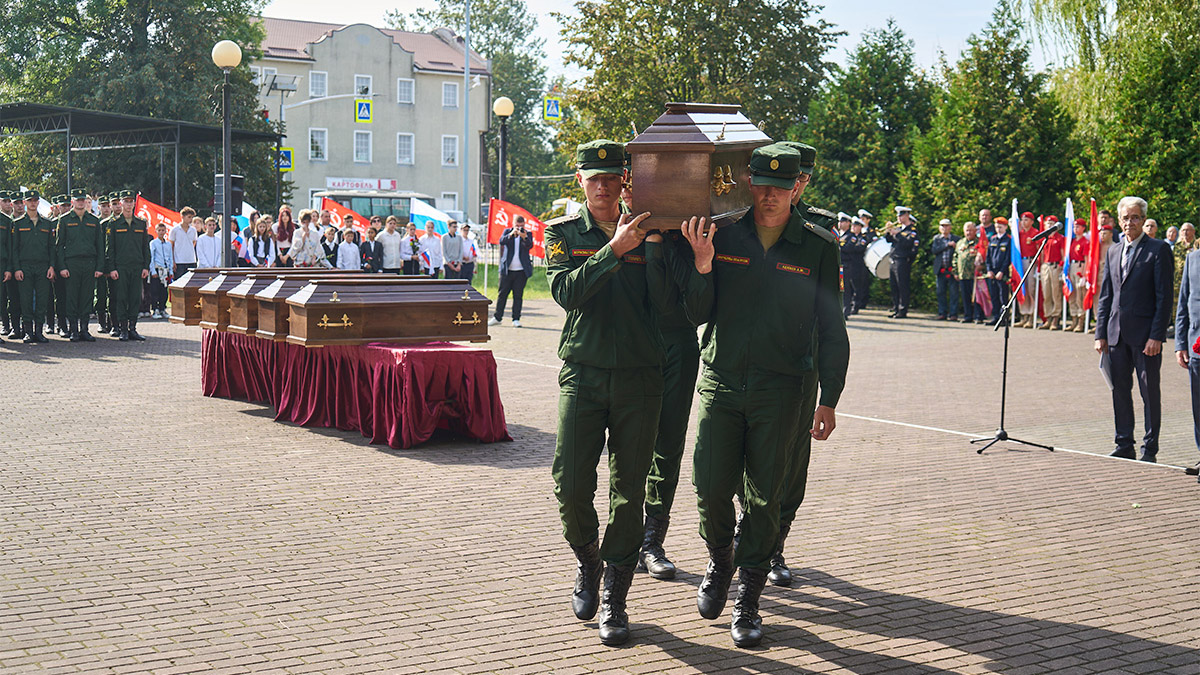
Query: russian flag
420 250 432 269
1062 198 1075 299
1009 198 1026 301
411 199 453 235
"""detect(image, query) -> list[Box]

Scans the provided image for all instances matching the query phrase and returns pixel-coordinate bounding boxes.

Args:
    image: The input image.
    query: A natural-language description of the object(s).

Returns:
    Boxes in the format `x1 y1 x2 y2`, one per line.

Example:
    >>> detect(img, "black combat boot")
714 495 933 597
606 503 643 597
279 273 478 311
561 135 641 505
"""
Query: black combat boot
128 318 146 341
730 567 768 648
117 320 131 341
696 542 735 620
767 522 792 587
22 320 37 344
78 317 95 342
32 321 49 343
569 541 604 620
57 315 68 336
97 311 109 333
10 318 26 341
597 564 635 646
638 514 676 580
68 318 81 342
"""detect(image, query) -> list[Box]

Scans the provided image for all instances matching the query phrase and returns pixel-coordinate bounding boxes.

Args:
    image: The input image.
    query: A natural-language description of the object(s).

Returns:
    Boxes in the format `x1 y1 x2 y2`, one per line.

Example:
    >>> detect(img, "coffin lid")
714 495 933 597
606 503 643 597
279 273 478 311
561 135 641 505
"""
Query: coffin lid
286 278 487 307
626 102 772 153
228 272 380 299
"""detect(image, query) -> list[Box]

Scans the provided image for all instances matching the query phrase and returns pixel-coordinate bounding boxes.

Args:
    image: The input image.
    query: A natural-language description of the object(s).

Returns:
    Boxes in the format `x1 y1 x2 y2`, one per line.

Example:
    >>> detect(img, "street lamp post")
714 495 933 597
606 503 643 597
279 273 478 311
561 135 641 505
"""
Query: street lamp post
492 96 514 202
212 39 242 267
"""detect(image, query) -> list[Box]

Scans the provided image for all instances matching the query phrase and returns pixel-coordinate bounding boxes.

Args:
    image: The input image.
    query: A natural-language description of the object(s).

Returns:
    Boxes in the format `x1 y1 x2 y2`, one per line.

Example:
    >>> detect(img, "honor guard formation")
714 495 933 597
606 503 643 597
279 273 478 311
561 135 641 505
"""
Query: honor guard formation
1 189 150 344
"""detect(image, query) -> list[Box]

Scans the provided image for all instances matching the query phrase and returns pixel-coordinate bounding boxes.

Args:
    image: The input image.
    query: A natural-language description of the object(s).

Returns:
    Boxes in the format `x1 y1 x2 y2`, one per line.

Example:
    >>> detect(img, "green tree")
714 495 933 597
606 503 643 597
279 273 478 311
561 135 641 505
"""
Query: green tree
388 0 564 215
0 0 278 213
555 0 840 153
802 19 935 217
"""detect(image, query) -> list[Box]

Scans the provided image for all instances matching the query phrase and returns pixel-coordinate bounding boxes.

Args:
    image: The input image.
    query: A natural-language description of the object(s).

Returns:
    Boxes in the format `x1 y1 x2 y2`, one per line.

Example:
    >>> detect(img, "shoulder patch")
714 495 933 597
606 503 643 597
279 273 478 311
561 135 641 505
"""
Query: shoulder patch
545 213 583 228
804 222 836 243
546 239 569 264
807 206 837 219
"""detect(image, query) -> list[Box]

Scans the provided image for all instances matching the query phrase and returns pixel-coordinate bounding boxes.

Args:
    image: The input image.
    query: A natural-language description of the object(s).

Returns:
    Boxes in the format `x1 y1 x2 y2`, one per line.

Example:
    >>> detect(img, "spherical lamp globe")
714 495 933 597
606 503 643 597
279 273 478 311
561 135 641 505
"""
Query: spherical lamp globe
211 40 242 70
492 96 514 118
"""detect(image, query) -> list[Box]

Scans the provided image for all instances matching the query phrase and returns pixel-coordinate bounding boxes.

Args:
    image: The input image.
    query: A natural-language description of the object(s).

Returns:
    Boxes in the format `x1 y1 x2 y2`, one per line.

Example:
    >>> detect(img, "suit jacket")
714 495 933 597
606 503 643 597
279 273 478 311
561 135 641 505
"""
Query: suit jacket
359 240 383 272
1095 235 1173 347
498 227 534 279
1175 248 1200 354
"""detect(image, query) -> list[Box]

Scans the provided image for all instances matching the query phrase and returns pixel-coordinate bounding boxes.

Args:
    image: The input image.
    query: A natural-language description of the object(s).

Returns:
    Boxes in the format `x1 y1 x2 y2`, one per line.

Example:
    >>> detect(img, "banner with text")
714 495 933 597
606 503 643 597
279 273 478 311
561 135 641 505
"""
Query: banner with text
487 198 547 258
134 196 183 231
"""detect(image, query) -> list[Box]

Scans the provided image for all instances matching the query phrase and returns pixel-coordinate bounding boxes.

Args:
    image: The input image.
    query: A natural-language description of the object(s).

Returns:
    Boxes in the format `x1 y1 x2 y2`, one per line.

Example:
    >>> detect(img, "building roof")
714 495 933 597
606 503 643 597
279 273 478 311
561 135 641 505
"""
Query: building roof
259 16 489 75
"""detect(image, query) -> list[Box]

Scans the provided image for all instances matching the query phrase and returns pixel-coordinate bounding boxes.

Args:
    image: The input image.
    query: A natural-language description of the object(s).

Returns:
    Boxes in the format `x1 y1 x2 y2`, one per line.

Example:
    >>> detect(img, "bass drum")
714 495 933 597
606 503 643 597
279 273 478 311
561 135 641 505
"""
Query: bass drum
864 238 893 279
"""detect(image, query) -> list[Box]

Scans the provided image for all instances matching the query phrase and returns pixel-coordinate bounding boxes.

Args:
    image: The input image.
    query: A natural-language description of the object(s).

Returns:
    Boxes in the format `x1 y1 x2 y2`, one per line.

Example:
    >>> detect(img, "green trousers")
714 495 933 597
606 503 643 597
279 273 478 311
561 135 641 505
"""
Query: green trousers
552 361 663 567
694 369 805 570
111 267 143 321
94 275 109 315
644 329 701 519
779 373 820 526
63 258 98 320
18 264 51 323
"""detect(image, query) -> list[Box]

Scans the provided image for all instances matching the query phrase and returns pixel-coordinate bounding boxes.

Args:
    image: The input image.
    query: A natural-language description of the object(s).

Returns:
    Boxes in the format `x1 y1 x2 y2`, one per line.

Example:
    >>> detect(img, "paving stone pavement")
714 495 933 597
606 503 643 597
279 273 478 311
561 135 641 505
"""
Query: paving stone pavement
2 302 1199 674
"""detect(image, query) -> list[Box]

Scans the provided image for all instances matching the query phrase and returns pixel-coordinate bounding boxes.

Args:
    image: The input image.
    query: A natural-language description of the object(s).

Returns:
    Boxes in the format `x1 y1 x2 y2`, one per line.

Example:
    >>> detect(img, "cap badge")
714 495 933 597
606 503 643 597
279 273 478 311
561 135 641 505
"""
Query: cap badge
597 148 607 160
769 159 779 170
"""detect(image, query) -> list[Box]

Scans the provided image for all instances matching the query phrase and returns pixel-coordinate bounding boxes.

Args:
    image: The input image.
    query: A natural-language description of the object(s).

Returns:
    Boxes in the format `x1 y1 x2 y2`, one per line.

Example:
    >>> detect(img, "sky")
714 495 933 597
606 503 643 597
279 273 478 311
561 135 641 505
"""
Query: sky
261 0 1056 78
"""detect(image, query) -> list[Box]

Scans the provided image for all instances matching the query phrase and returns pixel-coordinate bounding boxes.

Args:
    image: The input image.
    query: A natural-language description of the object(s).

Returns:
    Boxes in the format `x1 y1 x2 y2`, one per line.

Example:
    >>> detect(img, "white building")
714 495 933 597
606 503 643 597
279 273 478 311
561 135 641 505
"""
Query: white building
253 17 491 221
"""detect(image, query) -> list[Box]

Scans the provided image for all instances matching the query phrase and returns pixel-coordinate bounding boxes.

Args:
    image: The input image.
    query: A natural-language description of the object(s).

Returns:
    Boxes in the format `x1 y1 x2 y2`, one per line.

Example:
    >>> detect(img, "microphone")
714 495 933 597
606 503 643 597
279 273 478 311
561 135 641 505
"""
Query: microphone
1030 222 1064 242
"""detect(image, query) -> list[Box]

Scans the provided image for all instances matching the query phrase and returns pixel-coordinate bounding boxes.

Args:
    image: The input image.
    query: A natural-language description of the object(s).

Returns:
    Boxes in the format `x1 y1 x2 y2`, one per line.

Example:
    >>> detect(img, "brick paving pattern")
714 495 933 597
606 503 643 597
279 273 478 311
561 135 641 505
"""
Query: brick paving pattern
2 301 1199 674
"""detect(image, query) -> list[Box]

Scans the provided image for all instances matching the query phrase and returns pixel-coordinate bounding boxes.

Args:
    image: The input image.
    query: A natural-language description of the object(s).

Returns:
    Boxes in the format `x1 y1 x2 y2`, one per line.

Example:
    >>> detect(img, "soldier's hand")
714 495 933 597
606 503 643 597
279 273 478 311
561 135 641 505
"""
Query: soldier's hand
681 216 715 274
110 270 119 280
46 268 56 280
59 269 70 279
94 271 102 278
1177 350 1189 368
141 269 150 280
609 212 651 258
13 271 22 282
2 271 9 282
811 405 836 441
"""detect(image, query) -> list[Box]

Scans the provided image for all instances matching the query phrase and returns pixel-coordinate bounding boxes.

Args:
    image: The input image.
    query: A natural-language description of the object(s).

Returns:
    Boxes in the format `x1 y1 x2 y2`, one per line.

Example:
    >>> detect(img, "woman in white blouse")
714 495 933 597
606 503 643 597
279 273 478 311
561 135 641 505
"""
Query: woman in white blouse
244 216 277 267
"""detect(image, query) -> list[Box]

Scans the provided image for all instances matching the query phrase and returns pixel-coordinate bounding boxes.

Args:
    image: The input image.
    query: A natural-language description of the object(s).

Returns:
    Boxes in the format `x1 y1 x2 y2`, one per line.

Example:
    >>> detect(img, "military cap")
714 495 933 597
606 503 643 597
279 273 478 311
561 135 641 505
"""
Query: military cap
116 189 135 200
852 217 864 226
939 218 952 226
895 205 912 215
96 193 110 204
1075 218 1087 227
21 189 40 201
994 216 1009 225
1100 222 1113 231
0 190 11 201
858 209 873 219
109 191 122 201
777 141 816 174
748 143 802 190
69 188 88 199
837 211 851 222
1046 215 1058 223
576 140 626 178
50 194 67 206
1021 211 1034 220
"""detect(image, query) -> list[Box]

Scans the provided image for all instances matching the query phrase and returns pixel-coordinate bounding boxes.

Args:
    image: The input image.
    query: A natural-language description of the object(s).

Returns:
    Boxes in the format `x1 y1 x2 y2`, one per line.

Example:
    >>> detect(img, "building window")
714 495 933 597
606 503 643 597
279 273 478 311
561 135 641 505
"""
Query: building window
354 130 372 163
355 74 372 96
309 188 323 210
441 135 458 166
250 66 262 85
397 78 415 104
259 66 277 88
309 128 328 161
396 133 414 165
439 192 459 212
309 71 327 98
442 82 458 108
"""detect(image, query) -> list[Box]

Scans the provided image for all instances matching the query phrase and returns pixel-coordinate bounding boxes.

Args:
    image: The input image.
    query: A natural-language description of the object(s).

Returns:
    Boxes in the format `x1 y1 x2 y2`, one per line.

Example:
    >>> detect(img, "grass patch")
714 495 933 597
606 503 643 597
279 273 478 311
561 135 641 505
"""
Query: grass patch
468 263 553 301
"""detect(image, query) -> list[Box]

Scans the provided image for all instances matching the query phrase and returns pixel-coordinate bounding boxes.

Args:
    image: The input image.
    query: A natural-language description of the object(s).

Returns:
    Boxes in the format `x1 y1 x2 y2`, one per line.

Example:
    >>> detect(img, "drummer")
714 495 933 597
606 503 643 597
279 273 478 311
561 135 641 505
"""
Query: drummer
852 216 873 312
858 210 876 243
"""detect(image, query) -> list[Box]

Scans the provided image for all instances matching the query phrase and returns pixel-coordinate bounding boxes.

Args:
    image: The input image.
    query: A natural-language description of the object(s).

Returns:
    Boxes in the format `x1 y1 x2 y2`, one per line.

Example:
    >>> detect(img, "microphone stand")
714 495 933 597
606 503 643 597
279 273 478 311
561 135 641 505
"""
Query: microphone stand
972 230 1058 454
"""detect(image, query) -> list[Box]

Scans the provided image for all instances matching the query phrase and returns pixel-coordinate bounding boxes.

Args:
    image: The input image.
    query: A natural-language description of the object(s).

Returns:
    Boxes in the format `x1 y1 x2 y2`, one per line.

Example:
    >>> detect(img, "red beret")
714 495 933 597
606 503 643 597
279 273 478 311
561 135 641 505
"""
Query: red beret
994 216 1009 225
1075 218 1087 227
1046 215 1058 222
1021 211 1034 220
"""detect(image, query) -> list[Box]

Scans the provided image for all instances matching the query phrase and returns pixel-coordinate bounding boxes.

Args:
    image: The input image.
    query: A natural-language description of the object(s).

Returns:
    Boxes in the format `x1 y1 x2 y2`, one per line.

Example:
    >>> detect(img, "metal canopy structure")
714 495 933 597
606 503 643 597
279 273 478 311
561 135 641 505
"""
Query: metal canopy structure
0 102 280 208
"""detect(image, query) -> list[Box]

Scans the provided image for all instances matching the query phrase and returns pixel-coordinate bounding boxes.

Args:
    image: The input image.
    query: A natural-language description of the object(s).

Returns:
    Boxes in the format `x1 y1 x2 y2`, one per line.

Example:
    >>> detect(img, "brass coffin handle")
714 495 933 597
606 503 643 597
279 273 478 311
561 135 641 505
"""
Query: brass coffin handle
317 313 354 329
453 311 481 326
195 299 203 308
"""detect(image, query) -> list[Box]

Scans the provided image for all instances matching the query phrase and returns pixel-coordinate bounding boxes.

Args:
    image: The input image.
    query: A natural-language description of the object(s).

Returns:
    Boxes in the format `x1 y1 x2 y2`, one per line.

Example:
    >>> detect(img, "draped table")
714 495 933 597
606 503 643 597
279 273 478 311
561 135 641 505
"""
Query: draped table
201 330 511 449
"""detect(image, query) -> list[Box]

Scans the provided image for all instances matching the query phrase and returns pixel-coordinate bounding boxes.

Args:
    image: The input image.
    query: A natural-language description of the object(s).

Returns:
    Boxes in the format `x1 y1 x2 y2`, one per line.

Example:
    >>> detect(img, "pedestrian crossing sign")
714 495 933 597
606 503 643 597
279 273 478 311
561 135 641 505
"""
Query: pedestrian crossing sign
542 96 562 122
277 147 294 172
355 99 373 123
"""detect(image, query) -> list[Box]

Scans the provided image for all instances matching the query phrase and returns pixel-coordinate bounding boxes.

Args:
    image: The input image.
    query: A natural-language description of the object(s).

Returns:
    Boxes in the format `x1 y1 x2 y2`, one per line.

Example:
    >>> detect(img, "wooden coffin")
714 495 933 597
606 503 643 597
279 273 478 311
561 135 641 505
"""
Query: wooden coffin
170 267 353 325
227 270 367 335
284 278 491 347
255 275 431 342
626 102 773 230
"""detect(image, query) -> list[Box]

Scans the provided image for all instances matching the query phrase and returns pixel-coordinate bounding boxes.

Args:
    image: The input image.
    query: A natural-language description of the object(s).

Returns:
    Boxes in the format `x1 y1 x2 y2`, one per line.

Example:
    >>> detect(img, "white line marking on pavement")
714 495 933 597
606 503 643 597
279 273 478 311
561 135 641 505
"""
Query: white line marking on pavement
495 356 561 369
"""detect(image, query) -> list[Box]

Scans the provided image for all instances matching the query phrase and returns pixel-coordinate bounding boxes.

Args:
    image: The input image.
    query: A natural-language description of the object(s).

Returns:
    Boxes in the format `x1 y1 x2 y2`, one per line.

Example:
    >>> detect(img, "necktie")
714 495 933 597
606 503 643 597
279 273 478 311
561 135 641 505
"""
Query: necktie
1123 242 1134 277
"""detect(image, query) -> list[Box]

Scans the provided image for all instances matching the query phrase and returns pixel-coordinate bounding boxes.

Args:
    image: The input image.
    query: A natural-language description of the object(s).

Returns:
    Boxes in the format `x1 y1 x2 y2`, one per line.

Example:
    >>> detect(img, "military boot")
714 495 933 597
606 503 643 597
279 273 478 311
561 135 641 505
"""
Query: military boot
128 318 146 341
78 317 95 342
597 564 635 646
97 311 109 333
109 318 121 336
638 514 675 580
67 318 81 342
730 567 768 648
117 320 131 341
767 523 793 587
10 318 25 341
569 541 604 620
57 316 68 336
32 321 49 343
697 542 735 620
22 321 37 344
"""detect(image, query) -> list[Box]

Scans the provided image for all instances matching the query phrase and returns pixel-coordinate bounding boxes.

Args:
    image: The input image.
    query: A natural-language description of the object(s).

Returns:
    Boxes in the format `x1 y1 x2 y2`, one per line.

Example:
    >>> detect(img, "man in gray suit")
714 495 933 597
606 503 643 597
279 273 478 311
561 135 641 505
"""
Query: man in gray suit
1095 196 1174 462
1174 245 1200 480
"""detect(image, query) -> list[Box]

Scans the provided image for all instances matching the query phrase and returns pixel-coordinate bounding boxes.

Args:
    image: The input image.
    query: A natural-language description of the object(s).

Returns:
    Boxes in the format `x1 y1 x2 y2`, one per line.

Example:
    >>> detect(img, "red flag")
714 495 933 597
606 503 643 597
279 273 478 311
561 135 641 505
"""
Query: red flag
134 196 182 231
1083 199 1101 310
487 198 547 258
320 198 369 235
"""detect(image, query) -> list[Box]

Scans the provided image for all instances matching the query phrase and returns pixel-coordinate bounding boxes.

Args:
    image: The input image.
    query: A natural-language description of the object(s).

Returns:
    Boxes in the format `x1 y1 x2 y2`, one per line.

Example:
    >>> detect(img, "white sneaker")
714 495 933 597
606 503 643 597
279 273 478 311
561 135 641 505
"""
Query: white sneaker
488 317 501 326
513 320 522 328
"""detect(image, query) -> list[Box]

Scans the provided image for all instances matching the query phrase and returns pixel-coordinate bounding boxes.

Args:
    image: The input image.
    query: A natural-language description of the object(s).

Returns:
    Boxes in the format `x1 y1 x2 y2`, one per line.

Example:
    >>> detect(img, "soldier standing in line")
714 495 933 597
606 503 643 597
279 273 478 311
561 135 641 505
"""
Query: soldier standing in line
0 190 13 341
1068 218 1089 332
1014 212 1039 328
43 194 67 335
94 193 113 333
104 190 150 341
55 189 104 341
1038 215 1066 330
544 140 671 646
11 190 55 343
103 191 125 335
885 206 920 318
674 144 850 648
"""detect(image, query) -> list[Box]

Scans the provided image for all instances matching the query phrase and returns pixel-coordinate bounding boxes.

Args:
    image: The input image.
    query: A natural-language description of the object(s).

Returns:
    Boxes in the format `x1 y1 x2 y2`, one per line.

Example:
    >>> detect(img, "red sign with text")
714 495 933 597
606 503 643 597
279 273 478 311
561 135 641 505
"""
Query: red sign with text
487 198 546 258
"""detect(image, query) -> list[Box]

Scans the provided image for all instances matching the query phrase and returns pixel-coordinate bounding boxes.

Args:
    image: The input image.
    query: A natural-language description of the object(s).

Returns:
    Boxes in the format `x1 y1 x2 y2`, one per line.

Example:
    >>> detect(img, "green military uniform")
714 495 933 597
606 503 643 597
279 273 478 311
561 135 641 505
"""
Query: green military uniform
682 144 850 648
96 192 120 332
11 190 56 342
56 189 104 340
638 233 701 579
0 191 12 337
547 140 671 646
45 194 69 334
104 190 150 340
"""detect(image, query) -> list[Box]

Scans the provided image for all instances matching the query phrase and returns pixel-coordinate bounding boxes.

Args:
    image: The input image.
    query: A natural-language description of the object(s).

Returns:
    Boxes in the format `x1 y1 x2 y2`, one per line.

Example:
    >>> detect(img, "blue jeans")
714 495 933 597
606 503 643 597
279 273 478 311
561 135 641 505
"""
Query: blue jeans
935 274 960 317
958 279 978 321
